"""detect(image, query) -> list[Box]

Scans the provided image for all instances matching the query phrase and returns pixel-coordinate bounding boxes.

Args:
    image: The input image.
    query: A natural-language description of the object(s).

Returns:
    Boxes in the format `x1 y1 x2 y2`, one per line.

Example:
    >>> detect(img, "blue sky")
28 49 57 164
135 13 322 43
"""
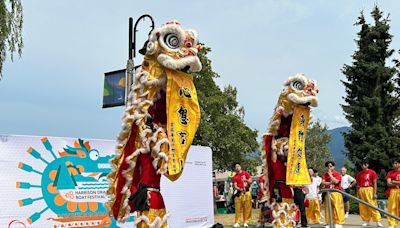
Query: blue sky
1 0 400 140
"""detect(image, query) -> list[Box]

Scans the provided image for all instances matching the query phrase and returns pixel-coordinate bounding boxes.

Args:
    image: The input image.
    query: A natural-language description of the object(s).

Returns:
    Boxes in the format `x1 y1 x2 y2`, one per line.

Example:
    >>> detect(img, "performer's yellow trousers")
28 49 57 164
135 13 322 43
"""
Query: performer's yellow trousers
306 199 321 224
324 192 345 225
387 188 400 227
235 191 252 224
358 187 381 222
136 208 168 228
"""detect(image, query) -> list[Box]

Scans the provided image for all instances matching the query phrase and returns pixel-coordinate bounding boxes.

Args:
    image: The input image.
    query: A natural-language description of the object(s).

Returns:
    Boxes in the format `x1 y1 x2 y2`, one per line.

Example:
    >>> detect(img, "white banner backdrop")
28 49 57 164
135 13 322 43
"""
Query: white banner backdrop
161 145 213 228
0 134 213 228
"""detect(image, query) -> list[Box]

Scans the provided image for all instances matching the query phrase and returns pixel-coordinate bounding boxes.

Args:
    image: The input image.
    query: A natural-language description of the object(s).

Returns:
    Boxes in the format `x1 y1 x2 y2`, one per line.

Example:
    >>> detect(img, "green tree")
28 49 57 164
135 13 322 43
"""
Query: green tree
341 6 400 172
193 47 259 172
305 119 333 174
393 51 400 129
0 0 23 79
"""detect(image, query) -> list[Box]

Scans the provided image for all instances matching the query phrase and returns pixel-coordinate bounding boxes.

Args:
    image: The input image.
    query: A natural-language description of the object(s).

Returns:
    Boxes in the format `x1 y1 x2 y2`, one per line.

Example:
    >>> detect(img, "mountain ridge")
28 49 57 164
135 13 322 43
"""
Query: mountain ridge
328 126 351 169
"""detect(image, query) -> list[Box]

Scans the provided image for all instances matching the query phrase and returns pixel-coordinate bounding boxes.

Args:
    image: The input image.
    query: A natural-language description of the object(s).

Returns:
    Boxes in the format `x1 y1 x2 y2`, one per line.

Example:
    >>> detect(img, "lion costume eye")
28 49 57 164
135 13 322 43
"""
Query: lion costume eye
291 80 304 91
164 33 181 49
89 150 99 161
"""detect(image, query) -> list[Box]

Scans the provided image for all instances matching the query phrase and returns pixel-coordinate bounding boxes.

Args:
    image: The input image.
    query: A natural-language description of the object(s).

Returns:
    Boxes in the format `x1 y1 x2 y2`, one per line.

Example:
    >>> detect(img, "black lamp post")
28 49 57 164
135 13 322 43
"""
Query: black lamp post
126 15 154 103
102 15 154 108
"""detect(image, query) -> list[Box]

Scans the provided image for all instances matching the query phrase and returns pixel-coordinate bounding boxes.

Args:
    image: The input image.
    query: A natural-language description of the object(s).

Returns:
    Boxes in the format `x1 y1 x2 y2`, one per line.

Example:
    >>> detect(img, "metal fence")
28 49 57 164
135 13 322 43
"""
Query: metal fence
320 188 400 228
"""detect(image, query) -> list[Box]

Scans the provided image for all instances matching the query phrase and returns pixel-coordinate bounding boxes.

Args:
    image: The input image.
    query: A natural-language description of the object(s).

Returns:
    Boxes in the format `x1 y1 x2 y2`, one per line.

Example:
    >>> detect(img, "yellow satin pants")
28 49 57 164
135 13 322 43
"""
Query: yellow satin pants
306 198 321 224
358 187 381 222
235 191 252 224
324 192 345 225
387 188 400 227
136 208 168 228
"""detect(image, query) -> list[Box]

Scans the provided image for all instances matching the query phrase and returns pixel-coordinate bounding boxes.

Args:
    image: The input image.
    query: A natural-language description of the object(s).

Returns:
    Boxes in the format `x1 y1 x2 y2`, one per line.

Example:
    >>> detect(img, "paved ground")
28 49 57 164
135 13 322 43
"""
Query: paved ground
215 210 390 227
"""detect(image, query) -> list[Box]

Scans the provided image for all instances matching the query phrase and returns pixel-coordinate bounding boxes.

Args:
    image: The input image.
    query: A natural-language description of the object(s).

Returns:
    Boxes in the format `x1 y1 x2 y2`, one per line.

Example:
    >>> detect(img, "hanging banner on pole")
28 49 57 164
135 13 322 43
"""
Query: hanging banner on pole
103 69 127 108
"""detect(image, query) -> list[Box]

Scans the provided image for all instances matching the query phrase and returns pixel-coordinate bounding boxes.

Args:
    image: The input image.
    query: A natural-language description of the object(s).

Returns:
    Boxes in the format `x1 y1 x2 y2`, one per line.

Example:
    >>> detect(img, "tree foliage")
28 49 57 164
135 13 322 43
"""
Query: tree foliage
305 119 333 174
341 6 400 172
193 47 259 172
0 0 23 79
393 50 400 129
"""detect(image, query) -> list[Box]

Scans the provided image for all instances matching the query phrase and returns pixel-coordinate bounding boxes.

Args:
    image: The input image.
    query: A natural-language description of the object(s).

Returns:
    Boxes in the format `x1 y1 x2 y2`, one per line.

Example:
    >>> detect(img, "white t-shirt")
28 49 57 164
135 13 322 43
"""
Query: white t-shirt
314 176 322 186
341 174 355 189
306 176 320 200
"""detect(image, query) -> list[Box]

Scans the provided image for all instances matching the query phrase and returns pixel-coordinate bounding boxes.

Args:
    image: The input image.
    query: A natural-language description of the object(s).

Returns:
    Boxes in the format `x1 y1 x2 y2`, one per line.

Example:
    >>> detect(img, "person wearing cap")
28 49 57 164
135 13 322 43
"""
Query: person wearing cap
355 159 383 227
386 159 400 228
232 163 252 228
321 161 345 228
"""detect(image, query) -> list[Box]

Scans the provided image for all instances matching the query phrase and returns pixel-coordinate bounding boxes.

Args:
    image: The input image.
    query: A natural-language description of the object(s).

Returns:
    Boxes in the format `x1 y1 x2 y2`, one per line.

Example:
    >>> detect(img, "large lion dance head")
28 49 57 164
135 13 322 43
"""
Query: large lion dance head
283 73 318 108
142 20 202 73
267 73 319 136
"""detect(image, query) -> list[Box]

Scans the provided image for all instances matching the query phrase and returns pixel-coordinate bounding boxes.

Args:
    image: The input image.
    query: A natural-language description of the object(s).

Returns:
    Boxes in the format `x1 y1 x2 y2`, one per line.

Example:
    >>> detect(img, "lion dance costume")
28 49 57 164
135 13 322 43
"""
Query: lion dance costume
106 21 202 228
262 73 318 227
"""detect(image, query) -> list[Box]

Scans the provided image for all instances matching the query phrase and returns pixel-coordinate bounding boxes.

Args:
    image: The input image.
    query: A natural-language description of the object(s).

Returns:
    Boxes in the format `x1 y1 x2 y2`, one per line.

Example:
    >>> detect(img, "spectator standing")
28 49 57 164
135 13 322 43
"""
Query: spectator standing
251 181 259 208
341 167 356 218
313 168 323 202
306 168 322 224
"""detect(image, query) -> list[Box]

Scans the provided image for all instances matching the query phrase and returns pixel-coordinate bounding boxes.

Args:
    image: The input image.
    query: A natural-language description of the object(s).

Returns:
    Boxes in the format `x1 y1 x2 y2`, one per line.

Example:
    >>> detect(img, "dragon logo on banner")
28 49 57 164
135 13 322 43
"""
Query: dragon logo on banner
106 21 202 228
261 73 318 227
16 138 117 227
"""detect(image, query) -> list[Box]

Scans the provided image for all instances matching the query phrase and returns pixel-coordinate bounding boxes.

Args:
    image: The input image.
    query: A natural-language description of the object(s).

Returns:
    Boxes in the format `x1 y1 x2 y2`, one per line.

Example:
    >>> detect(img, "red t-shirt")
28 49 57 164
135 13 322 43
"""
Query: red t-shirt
232 171 251 190
386 170 400 191
322 170 342 189
356 169 378 187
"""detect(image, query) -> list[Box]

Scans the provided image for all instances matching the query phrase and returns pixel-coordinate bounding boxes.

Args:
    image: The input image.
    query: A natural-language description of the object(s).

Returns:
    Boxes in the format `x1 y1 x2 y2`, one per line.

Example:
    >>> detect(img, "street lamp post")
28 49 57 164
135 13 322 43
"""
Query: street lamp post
126 15 154 105
102 15 154 109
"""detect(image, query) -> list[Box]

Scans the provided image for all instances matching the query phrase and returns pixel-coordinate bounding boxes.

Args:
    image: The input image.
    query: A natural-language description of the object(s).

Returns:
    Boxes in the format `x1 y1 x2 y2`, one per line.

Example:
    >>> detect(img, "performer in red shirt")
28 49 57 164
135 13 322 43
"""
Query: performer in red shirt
387 159 400 228
232 163 252 228
321 161 344 227
355 159 383 227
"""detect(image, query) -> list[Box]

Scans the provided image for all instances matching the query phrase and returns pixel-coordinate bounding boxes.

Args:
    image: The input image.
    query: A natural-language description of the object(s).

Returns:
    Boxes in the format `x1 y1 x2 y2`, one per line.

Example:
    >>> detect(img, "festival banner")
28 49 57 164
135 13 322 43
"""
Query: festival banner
286 105 311 185
0 135 213 228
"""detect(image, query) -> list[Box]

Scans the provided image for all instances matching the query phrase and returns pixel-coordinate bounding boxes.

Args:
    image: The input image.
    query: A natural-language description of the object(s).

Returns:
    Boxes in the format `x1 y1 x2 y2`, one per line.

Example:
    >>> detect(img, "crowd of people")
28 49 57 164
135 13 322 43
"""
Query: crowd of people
225 158 400 228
